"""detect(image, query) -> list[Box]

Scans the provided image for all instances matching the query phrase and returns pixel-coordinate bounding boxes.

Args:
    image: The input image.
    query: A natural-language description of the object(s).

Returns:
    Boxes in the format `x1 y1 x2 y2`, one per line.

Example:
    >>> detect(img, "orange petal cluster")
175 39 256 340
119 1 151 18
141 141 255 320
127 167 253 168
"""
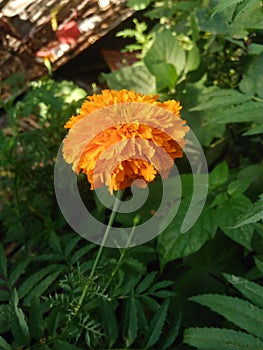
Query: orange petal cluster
62 89 188 193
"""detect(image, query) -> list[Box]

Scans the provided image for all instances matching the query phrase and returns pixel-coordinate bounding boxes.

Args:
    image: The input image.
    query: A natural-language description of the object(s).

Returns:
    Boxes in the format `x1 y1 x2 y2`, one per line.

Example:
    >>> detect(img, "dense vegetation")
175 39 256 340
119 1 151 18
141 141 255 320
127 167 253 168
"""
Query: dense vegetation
0 0 262 349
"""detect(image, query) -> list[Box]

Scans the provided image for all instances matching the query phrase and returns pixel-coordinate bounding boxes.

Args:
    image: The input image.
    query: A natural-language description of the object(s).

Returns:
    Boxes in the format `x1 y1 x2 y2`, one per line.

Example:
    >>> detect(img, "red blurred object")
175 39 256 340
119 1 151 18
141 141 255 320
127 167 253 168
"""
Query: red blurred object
56 21 81 44
101 49 140 71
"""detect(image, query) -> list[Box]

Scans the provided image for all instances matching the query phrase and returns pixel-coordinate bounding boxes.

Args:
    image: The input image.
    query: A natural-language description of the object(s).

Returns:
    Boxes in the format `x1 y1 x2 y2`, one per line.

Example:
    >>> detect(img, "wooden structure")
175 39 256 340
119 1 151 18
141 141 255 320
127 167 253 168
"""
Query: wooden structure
0 0 134 101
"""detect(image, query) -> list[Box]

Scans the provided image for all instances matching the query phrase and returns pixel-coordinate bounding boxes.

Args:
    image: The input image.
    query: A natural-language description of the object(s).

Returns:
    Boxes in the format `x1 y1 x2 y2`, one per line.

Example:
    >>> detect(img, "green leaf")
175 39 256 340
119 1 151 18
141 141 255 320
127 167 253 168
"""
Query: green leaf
211 0 243 18
141 295 160 313
248 44 263 56
124 258 147 274
210 162 229 188
227 179 250 196
49 231 63 254
100 298 118 348
162 311 181 349
243 123 263 136
0 336 12 350
232 194 263 228
52 340 80 350
23 271 61 306
144 299 169 349
158 206 217 268
64 236 82 257
190 294 263 338
101 64 156 94
224 274 263 309
147 280 174 295
184 327 263 349
216 194 253 249
0 304 10 333
0 244 7 280
18 265 62 299
9 257 31 287
29 297 44 340
122 291 138 348
70 244 95 265
190 89 250 112
127 0 153 10
148 63 178 91
207 101 263 124
255 258 263 274
184 46 200 73
239 54 263 98
10 290 30 346
113 274 142 298
144 28 186 76
135 271 158 294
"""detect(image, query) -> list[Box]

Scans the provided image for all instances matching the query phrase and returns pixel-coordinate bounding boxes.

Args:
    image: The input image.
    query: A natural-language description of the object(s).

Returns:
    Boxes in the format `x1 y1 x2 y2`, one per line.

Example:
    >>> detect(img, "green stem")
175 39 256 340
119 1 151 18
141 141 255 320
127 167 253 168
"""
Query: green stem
103 215 140 292
89 189 123 279
74 190 123 316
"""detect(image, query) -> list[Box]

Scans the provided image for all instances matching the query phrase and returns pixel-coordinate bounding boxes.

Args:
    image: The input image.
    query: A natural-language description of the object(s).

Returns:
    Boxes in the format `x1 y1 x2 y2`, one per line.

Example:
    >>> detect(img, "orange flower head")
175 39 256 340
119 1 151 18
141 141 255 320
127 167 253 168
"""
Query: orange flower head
62 89 189 193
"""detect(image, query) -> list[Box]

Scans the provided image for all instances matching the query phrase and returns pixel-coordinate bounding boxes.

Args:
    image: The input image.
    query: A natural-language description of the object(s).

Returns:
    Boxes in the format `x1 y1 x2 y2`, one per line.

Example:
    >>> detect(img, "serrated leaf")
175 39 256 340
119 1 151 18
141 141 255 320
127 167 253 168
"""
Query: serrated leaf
113 274 142 298
224 274 263 309
49 231 63 254
135 271 158 294
162 310 181 349
10 290 30 346
29 297 44 340
52 339 80 350
135 299 148 333
153 290 176 298
70 244 94 265
100 298 118 348
0 336 12 350
122 291 138 348
144 299 169 349
232 195 263 228
9 257 31 287
64 236 82 257
184 327 263 349
190 294 263 338
23 271 61 306
18 265 62 299
141 295 160 313
124 258 147 274
147 280 174 294
190 89 250 111
255 258 263 274
207 101 263 124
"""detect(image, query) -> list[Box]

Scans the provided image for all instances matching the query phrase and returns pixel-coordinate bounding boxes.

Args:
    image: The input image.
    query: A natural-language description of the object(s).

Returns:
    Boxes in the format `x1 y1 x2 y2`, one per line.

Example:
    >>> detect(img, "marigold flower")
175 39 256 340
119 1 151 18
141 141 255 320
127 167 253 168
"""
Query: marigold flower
63 89 189 193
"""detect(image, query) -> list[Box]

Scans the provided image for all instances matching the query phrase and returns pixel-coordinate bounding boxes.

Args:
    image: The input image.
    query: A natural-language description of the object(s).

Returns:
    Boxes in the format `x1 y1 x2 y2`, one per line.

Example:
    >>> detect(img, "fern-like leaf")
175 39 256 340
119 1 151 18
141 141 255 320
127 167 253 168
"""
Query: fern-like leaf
190 294 263 339
144 298 169 349
184 327 263 350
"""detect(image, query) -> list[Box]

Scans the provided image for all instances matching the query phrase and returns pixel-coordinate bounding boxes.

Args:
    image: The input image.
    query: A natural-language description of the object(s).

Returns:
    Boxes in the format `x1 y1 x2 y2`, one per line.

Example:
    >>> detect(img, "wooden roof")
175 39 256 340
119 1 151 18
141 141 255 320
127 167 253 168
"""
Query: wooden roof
0 0 134 101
